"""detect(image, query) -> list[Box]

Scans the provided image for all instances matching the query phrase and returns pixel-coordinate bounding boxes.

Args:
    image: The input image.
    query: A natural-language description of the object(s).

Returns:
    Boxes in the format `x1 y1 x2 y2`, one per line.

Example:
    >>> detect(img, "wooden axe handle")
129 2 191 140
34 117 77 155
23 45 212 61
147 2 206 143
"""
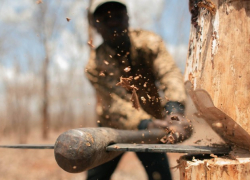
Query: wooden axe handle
54 127 166 173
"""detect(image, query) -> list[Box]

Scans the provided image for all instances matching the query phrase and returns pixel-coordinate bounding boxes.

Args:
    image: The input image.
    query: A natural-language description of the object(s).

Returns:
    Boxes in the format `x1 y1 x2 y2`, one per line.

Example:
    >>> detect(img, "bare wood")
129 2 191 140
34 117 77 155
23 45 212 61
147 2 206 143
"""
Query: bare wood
179 148 250 180
181 0 250 179
185 0 250 148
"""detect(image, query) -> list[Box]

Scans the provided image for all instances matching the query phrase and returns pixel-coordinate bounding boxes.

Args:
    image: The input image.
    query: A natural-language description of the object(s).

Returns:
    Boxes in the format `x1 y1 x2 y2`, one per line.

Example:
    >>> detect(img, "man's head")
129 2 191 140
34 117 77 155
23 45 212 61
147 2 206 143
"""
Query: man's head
89 0 130 48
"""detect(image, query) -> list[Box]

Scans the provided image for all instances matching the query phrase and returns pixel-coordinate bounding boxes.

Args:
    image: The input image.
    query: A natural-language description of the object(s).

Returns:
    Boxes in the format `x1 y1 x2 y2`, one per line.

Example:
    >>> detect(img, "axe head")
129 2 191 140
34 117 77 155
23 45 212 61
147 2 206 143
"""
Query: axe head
185 81 250 151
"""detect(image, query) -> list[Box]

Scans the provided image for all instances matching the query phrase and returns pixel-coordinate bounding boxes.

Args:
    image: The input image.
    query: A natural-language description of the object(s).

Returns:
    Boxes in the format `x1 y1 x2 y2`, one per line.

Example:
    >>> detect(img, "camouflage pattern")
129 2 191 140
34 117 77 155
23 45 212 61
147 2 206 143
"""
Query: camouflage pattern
85 29 186 130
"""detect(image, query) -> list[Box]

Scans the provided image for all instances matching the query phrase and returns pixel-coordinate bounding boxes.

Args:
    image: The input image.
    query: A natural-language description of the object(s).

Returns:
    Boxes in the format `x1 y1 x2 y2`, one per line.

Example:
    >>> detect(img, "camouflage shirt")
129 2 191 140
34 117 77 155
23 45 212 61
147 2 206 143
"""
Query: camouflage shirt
85 29 186 130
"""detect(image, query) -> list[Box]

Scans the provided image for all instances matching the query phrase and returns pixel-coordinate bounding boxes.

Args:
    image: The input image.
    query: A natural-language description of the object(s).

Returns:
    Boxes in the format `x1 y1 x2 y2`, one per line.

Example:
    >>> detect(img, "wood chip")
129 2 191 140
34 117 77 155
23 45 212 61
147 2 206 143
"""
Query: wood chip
116 76 134 91
134 76 140 80
87 39 95 48
124 66 131 72
104 60 109 65
210 154 218 158
99 72 105 76
66 17 71 22
131 88 140 110
192 156 198 162
147 94 151 100
116 76 140 110
141 96 147 104
160 134 175 144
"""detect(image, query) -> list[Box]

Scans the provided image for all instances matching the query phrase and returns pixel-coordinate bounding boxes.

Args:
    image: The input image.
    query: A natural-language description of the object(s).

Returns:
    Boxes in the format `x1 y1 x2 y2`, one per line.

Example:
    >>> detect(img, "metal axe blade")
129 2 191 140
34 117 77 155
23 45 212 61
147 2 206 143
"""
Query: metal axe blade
107 143 231 154
0 143 230 155
185 81 250 150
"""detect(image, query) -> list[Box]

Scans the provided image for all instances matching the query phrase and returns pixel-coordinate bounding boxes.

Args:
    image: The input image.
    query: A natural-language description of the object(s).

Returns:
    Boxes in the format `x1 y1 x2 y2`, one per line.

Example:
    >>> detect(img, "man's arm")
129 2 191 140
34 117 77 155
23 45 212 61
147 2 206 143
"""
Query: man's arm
152 39 186 106
143 35 193 143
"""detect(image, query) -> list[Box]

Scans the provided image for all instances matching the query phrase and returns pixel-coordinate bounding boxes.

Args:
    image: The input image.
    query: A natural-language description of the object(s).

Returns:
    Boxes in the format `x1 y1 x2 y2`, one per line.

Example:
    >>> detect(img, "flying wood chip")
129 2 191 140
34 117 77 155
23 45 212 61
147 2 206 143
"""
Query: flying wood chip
131 88 140 110
134 76 140 80
66 17 71 22
116 76 140 110
141 96 146 104
88 39 95 48
116 76 134 91
124 66 131 72
160 134 175 144
99 72 105 76
103 60 109 65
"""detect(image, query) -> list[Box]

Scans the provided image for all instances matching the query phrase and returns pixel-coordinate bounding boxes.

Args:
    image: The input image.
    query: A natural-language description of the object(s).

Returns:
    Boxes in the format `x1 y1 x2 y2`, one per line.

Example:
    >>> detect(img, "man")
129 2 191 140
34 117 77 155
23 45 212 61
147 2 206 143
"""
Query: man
85 0 193 179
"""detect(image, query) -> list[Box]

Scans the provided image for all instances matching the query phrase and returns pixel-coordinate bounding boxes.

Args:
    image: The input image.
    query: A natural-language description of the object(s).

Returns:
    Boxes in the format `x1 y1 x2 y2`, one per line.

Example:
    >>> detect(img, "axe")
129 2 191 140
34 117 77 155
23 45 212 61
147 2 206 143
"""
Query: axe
0 127 231 173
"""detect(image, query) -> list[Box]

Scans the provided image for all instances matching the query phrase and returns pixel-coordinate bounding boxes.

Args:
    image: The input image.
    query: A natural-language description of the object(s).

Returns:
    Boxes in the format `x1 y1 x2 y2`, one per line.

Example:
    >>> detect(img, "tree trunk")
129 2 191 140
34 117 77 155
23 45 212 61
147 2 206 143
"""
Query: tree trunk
182 0 250 179
185 0 250 148
42 56 49 139
179 148 250 180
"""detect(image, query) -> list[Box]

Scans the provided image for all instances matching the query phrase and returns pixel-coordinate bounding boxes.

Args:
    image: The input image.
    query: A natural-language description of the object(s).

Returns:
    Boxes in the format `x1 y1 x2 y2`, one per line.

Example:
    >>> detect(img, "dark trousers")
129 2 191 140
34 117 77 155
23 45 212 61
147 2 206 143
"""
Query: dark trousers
86 152 172 180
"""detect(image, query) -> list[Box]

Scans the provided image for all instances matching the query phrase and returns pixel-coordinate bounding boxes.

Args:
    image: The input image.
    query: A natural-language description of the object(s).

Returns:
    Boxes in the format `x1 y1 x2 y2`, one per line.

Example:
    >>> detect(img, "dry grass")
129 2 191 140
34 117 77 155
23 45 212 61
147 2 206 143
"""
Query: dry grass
0 129 85 180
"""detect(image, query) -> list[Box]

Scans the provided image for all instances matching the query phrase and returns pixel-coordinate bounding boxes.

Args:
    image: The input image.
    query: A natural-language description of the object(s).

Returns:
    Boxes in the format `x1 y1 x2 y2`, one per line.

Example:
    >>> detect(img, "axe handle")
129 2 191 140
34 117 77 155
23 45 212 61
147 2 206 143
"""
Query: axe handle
54 127 166 173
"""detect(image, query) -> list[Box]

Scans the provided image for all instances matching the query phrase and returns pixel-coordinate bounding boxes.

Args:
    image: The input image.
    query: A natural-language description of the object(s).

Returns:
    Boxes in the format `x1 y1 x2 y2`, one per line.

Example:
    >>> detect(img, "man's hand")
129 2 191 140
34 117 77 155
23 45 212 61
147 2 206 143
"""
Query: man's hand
147 113 193 144
147 119 168 129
